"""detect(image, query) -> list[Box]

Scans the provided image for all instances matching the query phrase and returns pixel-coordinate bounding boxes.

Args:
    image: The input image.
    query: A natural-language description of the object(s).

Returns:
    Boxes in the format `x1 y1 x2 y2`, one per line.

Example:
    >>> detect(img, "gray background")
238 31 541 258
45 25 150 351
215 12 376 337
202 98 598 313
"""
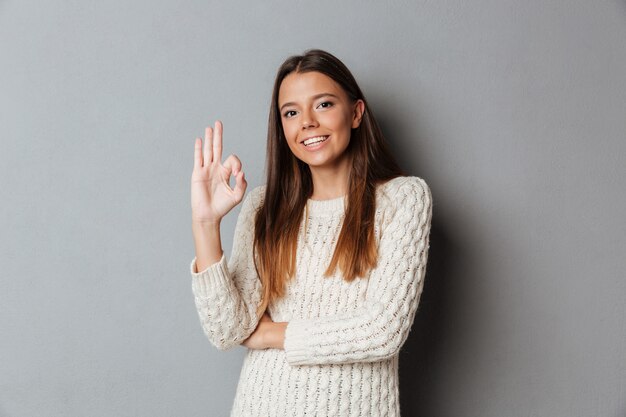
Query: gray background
1 0 625 416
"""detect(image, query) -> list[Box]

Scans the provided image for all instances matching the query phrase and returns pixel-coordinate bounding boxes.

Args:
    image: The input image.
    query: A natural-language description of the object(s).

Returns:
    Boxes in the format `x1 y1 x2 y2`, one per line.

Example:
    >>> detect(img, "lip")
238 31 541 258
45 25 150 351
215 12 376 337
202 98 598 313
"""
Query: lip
300 134 329 144
301 135 330 151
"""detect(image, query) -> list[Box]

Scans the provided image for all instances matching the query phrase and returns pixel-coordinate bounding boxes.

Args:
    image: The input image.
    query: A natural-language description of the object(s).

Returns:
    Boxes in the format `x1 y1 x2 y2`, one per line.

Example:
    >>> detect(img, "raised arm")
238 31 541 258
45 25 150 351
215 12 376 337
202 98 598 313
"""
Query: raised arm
190 186 265 350
283 177 433 366
191 120 247 265
189 120 263 351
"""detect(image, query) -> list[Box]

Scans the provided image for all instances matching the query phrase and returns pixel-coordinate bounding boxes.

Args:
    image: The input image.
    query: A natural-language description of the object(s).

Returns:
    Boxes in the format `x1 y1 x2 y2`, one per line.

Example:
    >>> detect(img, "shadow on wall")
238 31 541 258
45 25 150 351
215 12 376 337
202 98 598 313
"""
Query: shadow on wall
399 217 453 417
369 87 493 416
367 92 456 416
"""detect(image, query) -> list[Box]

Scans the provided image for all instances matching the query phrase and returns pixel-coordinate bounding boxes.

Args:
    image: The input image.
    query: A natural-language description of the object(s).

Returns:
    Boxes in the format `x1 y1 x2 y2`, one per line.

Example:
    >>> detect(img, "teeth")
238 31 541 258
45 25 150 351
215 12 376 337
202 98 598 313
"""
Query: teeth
303 136 329 146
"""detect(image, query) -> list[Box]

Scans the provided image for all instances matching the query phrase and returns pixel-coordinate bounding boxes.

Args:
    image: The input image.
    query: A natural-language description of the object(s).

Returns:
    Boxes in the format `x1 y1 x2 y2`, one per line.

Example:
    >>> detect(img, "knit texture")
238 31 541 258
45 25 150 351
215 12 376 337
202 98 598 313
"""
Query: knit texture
190 176 433 417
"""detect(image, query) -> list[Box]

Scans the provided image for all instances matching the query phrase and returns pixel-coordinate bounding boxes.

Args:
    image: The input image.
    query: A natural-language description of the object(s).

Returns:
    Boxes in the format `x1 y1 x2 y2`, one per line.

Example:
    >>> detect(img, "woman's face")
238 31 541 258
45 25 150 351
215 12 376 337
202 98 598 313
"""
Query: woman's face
278 71 364 172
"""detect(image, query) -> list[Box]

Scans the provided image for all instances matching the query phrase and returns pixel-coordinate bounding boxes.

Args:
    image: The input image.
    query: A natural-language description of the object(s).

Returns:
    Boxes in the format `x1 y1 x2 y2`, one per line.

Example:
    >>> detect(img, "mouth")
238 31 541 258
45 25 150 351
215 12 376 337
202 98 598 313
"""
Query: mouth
301 135 330 147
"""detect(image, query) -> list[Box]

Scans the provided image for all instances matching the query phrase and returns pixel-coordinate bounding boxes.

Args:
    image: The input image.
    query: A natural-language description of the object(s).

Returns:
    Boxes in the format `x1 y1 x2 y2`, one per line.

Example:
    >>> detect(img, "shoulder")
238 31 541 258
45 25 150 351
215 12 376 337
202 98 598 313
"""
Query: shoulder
250 184 267 201
376 176 432 211
240 184 267 213
375 176 433 234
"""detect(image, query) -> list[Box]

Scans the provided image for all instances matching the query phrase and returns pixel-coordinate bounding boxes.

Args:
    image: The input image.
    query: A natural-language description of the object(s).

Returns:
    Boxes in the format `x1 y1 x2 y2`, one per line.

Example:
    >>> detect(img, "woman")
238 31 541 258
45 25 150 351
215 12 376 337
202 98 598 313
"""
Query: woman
190 49 433 416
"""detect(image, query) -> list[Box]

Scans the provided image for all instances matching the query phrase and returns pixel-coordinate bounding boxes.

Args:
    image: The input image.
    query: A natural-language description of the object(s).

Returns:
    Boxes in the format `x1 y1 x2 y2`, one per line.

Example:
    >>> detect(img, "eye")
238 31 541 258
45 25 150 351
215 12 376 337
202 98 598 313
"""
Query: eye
318 101 333 109
283 110 297 118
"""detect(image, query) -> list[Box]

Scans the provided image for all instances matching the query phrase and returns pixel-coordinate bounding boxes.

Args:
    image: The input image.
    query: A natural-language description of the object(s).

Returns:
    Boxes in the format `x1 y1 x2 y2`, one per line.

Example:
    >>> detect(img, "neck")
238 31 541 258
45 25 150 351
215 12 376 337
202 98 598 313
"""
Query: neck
308 156 351 200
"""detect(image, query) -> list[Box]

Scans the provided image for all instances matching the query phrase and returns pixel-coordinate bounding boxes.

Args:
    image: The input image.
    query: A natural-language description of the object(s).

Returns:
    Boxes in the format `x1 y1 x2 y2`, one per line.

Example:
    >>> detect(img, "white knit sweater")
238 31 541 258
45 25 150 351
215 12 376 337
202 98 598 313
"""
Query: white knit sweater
190 176 433 417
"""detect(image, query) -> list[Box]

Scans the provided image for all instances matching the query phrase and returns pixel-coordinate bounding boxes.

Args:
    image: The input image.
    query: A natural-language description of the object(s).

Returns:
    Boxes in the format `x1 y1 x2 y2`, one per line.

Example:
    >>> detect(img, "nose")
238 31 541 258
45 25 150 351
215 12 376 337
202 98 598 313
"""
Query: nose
301 109 319 129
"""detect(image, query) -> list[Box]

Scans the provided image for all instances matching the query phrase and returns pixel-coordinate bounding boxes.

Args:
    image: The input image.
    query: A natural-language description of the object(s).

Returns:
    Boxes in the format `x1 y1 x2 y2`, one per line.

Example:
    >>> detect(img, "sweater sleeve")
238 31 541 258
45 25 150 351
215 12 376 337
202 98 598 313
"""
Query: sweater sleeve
189 186 264 351
283 177 433 366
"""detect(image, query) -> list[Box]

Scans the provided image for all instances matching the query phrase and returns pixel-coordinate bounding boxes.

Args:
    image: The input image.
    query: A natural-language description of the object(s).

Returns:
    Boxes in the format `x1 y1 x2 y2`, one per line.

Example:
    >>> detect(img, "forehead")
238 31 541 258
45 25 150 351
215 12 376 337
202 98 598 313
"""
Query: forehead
278 71 345 104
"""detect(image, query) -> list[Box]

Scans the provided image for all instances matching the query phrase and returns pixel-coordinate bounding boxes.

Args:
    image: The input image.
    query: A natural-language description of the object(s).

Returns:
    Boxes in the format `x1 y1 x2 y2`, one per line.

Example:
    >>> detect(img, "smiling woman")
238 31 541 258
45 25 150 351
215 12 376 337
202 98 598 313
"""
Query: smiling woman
278 71 364 191
189 49 433 416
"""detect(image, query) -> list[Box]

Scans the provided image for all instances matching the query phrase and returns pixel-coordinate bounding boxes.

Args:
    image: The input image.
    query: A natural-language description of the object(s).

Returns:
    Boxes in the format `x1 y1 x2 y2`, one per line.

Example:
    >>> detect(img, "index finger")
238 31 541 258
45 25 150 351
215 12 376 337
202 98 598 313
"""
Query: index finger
213 120 223 163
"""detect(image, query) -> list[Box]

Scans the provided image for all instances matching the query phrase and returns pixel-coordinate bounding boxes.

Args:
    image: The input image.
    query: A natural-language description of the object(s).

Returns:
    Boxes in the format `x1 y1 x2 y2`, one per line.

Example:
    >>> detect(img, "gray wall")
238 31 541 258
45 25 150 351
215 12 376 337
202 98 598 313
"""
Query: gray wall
1 1 625 416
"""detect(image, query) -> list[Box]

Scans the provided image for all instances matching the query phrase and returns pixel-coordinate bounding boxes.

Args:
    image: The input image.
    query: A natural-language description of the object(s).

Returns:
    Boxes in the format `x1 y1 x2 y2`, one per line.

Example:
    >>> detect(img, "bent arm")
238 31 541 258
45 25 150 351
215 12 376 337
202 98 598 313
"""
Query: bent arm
283 177 433 366
190 186 265 351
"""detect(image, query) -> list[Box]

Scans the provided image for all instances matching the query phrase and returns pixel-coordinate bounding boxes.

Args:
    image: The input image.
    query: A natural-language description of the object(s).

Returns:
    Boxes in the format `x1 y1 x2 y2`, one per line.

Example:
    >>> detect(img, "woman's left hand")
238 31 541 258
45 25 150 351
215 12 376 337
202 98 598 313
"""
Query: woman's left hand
241 312 273 350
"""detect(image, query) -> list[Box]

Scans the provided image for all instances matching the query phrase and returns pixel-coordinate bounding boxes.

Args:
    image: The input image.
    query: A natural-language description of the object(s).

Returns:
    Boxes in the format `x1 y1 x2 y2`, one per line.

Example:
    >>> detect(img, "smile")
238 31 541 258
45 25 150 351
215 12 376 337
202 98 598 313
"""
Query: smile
302 135 329 146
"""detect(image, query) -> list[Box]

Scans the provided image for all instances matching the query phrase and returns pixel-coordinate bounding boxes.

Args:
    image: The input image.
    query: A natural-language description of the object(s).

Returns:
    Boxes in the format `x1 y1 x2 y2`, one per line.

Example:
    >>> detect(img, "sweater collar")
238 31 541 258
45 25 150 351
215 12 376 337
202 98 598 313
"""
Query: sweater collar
306 194 346 216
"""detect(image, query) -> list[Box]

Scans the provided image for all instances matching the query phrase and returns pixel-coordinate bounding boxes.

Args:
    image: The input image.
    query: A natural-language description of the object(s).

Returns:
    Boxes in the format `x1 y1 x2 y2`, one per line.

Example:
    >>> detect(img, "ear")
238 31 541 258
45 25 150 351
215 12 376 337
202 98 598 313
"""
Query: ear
351 99 365 129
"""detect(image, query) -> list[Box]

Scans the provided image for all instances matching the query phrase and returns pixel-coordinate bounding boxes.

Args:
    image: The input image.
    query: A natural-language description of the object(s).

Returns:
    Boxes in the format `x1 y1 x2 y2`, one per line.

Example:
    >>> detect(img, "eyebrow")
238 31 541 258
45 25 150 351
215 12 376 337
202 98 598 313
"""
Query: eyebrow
279 93 340 112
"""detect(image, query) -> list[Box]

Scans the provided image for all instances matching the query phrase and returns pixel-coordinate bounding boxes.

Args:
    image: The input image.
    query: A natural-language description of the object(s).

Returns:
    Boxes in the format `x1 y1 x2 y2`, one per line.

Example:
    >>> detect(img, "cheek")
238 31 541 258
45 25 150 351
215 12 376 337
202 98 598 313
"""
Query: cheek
282 124 296 143
327 110 353 131
281 123 298 149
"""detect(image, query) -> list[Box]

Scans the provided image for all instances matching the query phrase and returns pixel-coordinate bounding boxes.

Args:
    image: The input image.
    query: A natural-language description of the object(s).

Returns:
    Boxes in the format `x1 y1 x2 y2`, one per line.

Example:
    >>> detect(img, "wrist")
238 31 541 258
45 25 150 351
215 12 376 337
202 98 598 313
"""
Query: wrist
192 218 221 227
191 219 223 270
263 322 287 350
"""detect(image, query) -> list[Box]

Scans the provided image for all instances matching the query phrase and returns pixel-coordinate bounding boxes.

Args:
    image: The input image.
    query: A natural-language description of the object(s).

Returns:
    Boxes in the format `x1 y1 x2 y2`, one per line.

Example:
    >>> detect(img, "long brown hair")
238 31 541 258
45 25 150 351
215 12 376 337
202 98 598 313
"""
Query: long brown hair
253 49 406 319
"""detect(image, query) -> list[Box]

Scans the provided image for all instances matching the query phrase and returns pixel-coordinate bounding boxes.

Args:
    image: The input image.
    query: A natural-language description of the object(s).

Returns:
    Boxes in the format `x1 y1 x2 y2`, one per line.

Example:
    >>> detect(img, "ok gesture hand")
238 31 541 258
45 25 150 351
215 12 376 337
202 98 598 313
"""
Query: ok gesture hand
191 121 247 224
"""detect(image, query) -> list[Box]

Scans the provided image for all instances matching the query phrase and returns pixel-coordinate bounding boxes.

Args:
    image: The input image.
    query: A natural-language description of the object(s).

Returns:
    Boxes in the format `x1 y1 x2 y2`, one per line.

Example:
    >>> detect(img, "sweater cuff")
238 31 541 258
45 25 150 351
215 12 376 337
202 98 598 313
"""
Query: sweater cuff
189 253 232 298
284 318 315 365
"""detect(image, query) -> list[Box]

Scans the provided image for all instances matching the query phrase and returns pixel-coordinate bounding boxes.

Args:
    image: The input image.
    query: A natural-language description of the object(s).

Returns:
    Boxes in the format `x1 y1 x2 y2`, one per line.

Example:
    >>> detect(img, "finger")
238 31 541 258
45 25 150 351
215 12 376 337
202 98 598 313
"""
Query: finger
213 120 223 163
204 126 213 163
222 154 243 177
194 137 203 169
232 170 247 203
